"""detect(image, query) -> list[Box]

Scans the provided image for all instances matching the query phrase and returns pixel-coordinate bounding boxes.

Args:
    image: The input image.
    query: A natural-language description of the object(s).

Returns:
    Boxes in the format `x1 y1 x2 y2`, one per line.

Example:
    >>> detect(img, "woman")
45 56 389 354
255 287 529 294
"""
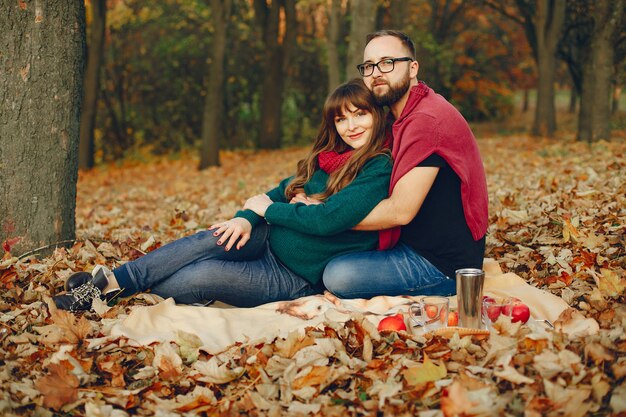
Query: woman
54 79 392 311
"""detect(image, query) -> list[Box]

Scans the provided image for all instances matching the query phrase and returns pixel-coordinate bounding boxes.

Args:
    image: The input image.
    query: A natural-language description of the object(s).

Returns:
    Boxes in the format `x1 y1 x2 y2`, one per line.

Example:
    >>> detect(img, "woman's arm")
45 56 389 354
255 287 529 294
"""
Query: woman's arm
259 156 392 236
209 176 293 250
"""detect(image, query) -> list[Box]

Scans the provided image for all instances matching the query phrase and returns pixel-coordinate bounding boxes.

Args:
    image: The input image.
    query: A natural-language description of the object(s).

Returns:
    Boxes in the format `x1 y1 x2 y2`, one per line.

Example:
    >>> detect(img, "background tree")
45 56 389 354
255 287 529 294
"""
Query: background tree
326 0 343 90
79 0 106 170
254 0 297 149
485 0 566 136
199 0 232 169
577 0 624 142
0 0 85 255
345 0 377 80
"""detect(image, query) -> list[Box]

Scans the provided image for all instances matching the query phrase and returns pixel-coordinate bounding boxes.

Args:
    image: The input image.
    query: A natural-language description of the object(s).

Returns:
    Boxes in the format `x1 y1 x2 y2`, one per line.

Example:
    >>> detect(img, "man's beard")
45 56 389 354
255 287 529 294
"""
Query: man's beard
372 71 411 107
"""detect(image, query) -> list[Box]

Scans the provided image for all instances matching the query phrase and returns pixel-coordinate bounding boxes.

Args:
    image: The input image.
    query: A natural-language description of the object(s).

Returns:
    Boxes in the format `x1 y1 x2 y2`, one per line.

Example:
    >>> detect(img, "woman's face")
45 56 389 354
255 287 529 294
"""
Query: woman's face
333 104 374 149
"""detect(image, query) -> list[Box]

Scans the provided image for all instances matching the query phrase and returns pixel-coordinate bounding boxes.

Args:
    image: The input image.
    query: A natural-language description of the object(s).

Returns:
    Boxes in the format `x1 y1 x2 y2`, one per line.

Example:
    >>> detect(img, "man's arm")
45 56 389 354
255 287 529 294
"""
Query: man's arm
353 166 439 231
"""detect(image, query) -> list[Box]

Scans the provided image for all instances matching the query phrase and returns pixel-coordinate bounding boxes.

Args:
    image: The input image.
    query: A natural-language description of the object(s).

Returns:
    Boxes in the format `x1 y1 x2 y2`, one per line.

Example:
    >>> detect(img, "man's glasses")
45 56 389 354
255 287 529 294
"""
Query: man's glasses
356 57 413 77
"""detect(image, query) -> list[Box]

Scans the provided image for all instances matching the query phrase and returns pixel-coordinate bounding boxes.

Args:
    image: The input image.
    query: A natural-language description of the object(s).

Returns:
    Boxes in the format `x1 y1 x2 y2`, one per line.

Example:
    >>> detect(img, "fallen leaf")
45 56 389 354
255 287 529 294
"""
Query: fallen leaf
403 353 447 385
35 361 79 410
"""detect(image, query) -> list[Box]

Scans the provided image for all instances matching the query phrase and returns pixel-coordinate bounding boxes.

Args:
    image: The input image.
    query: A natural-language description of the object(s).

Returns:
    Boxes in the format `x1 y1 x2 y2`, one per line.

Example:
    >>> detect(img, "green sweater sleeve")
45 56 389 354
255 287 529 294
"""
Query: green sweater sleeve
234 176 293 226
264 155 392 236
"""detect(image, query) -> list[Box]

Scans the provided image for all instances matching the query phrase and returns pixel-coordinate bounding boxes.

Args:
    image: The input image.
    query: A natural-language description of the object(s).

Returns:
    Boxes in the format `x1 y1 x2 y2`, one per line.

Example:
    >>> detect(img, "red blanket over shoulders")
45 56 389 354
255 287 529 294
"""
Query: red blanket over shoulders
378 82 489 250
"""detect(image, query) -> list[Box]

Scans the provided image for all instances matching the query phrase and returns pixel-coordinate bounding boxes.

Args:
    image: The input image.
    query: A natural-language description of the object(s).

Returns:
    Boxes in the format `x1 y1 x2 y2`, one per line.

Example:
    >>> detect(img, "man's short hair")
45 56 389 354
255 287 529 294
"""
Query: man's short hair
366 30 416 60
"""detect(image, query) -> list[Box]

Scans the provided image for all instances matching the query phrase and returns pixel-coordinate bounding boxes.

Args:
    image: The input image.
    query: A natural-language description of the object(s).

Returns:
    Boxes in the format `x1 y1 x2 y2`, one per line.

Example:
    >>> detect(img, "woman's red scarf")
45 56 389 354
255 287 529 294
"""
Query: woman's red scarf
318 150 353 174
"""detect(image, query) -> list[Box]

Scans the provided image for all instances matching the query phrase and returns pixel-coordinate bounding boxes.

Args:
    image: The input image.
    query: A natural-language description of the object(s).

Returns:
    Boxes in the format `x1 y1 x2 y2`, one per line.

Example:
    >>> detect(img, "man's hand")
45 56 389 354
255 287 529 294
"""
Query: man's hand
243 194 273 217
208 217 252 251
290 192 323 205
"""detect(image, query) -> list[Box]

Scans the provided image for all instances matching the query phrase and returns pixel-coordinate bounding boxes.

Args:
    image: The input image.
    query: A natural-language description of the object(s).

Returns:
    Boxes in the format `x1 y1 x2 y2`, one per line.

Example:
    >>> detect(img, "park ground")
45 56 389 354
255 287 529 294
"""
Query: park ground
1 108 625 415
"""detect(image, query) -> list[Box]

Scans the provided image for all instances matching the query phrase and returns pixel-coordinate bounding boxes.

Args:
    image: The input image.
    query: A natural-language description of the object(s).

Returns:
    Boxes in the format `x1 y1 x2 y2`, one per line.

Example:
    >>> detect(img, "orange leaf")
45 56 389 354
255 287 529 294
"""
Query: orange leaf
35 362 79 410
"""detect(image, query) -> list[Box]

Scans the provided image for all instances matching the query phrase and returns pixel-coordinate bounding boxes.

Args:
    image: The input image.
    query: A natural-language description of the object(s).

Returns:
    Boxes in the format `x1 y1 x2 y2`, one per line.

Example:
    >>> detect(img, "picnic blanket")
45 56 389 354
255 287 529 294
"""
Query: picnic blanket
105 259 599 354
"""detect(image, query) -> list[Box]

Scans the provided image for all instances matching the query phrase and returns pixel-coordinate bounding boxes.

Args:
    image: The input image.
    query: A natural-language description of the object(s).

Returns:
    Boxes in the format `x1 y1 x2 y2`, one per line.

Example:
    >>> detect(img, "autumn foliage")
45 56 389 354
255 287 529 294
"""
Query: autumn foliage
1 135 625 415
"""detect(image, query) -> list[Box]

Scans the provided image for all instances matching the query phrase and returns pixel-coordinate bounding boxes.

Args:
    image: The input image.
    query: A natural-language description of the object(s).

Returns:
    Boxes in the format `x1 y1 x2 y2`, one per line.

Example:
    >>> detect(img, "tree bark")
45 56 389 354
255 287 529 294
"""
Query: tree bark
613 85 622 113
199 0 232 169
79 0 106 170
0 0 85 255
390 0 408 29
255 0 296 149
345 0 377 80
532 0 565 137
326 0 342 91
578 0 623 142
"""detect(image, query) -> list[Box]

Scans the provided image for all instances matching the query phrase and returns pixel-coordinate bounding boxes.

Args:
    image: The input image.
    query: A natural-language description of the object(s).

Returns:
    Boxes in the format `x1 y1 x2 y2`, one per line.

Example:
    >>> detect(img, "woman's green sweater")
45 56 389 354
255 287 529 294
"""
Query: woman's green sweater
236 154 392 284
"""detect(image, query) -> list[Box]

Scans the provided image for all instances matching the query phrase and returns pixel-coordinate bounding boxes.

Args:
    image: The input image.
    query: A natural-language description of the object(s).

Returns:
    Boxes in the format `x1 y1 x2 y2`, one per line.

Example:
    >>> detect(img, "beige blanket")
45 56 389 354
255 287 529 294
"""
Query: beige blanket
106 259 598 354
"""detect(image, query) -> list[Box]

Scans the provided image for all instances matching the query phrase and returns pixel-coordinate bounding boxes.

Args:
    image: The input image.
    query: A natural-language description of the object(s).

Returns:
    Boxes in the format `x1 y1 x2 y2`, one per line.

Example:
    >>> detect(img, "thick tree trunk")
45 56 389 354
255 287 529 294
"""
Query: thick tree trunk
78 0 105 170
578 0 623 142
326 0 342 91
345 0 377 80
532 0 565 137
0 0 85 255
199 0 232 169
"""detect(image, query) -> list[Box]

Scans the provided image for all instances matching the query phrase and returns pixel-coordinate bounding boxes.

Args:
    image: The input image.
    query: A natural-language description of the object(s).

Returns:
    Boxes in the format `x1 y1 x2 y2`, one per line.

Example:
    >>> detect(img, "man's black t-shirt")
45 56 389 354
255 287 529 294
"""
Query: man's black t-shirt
400 153 486 278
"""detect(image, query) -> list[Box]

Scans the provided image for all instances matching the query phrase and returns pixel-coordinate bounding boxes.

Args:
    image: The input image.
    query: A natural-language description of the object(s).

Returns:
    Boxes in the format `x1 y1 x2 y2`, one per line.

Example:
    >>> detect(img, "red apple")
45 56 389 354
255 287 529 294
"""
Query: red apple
447 311 459 327
378 313 407 332
503 302 530 324
425 305 438 319
483 295 495 303
486 305 502 322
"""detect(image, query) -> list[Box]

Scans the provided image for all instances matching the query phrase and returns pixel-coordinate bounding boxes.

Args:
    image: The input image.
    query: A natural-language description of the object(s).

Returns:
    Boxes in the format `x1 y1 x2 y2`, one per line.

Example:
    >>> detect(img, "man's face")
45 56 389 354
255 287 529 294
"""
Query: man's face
362 36 418 107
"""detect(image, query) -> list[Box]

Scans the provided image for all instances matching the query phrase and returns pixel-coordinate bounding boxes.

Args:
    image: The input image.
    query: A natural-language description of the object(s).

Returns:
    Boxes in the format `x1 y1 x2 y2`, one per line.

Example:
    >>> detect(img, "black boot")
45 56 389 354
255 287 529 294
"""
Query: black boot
54 268 110 312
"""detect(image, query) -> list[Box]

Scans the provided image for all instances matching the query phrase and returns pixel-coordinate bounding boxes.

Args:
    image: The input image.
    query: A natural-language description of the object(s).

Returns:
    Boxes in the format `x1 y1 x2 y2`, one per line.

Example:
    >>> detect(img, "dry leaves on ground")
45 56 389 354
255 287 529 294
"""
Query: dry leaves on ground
0 136 625 416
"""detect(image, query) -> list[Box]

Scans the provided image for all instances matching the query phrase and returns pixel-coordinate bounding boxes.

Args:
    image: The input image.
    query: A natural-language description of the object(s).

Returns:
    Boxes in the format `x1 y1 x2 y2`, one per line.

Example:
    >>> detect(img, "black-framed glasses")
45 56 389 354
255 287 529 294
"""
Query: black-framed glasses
356 57 413 77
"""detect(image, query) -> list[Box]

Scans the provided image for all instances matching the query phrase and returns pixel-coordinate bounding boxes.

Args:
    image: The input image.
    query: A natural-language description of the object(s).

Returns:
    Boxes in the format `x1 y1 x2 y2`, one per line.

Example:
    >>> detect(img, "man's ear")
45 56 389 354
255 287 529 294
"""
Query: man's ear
410 60 419 79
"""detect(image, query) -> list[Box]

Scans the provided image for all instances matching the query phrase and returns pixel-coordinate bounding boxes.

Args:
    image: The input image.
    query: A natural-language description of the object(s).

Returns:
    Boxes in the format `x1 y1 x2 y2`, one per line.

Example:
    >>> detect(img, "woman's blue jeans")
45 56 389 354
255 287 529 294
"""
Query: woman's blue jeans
322 242 456 298
112 223 322 307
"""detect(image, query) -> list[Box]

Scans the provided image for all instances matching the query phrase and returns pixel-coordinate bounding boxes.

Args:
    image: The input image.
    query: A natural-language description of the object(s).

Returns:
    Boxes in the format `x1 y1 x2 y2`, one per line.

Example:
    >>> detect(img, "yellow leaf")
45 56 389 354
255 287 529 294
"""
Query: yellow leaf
598 268 626 297
562 217 580 243
402 353 447 385
292 366 330 390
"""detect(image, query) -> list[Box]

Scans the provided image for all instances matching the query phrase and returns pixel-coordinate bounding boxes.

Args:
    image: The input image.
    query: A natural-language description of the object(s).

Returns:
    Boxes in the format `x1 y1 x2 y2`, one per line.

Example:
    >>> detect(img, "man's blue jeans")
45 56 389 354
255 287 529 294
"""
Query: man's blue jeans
322 242 456 298
113 223 322 307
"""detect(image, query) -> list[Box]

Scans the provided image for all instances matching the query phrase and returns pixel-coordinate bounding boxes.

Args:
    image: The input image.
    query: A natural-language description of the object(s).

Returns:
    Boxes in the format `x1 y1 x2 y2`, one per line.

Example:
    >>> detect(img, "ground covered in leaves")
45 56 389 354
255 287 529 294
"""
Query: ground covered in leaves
1 134 625 416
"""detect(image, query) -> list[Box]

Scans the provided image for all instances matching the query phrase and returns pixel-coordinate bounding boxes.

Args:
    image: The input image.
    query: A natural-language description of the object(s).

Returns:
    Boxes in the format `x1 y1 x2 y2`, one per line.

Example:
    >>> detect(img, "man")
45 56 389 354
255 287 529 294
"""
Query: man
319 30 489 298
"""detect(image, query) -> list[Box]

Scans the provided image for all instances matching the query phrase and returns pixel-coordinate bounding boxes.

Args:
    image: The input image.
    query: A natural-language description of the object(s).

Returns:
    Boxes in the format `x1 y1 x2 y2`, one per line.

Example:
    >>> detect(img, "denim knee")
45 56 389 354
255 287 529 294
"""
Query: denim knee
322 258 360 296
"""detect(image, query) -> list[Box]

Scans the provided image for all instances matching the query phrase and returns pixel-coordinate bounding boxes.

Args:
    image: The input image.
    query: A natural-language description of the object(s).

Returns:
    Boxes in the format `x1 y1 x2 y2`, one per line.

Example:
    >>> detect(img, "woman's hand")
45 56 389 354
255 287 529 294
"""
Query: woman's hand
243 194 273 217
208 217 252 251
290 192 323 206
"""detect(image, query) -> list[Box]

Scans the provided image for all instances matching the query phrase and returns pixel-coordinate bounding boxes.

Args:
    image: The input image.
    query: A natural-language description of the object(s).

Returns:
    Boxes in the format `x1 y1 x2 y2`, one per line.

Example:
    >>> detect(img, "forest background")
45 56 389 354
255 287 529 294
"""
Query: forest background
0 0 625 416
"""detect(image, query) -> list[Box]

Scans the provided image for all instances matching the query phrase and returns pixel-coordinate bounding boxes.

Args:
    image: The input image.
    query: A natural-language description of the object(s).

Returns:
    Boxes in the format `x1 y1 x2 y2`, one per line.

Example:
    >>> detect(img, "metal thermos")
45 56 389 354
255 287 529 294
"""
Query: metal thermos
456 268 485 329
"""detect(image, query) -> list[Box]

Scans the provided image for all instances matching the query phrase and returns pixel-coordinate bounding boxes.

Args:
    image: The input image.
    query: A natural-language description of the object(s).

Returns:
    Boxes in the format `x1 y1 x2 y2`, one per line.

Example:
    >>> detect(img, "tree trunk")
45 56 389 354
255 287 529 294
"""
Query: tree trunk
613 85 622 113
578 0 623 142
199 0 232 169
79 0 106 170
568 87 577 113
532 0 565 137
0 0 85 256
390 0 408 29
522 88 529 112
255 0 296 149
345 0 377 80
326 0 342 91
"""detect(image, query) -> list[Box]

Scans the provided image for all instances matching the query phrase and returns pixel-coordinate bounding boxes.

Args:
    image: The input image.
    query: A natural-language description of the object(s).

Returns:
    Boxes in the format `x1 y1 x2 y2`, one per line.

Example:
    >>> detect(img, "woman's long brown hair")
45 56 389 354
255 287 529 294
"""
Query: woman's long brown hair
285 79 388 201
